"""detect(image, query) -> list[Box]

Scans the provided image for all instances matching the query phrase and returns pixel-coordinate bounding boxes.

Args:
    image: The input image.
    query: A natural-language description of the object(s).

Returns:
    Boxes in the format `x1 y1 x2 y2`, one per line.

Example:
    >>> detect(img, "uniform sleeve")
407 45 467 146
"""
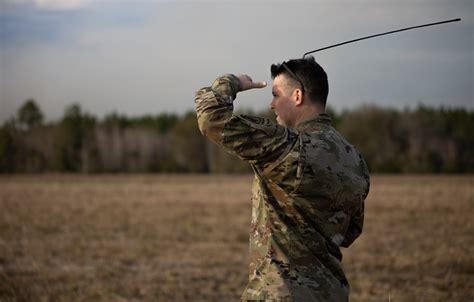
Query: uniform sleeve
341 201 364 248
195 74 296 167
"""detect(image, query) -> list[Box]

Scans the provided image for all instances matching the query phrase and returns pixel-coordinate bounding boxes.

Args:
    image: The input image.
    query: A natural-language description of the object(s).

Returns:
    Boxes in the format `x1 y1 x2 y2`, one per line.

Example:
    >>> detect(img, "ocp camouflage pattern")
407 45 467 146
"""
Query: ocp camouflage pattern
195 74 370 302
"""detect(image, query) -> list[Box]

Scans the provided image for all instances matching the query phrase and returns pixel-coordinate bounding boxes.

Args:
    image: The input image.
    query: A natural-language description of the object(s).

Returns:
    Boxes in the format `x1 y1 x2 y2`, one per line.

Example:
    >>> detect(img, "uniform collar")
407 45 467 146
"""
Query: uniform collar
296 113 331 131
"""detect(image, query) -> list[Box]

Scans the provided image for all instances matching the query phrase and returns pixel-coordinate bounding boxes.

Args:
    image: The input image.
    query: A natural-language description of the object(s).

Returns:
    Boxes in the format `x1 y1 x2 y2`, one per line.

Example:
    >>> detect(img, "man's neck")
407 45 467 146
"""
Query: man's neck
294 103 325 127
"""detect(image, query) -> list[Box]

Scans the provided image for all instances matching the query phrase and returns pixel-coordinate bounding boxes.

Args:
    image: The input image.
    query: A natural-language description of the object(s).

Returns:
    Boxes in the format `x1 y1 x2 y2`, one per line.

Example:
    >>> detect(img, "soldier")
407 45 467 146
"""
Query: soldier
195 56 370 302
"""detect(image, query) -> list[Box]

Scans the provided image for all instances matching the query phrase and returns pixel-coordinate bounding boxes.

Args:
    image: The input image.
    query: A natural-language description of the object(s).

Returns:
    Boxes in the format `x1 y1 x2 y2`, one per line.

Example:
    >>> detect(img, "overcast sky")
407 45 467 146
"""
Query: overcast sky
1 0 472 122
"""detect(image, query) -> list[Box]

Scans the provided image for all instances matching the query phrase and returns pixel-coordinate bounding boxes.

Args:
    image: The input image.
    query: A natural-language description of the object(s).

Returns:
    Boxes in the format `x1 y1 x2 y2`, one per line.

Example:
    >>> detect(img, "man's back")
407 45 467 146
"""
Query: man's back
240 114 369 301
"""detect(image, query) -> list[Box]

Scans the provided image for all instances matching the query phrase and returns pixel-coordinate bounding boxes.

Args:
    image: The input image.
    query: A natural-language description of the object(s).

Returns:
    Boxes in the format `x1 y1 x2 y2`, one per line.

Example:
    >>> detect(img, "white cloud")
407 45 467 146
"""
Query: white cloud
2 0 91 10
33 0 90 10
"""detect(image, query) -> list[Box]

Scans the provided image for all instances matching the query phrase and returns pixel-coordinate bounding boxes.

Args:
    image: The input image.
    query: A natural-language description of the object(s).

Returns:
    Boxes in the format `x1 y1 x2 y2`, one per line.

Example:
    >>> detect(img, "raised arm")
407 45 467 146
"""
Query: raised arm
194 74 296 167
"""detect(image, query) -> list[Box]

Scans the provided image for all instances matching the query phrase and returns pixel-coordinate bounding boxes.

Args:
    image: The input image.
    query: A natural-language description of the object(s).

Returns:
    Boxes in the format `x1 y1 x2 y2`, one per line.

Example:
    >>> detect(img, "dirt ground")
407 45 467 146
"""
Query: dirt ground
0 174 472 301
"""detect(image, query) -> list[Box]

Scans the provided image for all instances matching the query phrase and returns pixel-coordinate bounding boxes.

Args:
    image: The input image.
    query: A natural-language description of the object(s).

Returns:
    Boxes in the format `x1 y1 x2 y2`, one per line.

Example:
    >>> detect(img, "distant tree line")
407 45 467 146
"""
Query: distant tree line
1 99 472 173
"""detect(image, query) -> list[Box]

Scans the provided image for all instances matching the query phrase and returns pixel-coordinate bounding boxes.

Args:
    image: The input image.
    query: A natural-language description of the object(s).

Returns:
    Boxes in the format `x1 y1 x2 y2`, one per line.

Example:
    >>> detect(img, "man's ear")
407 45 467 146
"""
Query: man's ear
293 89 303 106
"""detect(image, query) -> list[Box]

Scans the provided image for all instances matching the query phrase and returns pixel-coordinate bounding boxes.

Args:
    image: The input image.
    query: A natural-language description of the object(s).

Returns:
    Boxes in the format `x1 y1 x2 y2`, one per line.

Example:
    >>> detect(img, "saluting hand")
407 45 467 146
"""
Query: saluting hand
236 74 267 92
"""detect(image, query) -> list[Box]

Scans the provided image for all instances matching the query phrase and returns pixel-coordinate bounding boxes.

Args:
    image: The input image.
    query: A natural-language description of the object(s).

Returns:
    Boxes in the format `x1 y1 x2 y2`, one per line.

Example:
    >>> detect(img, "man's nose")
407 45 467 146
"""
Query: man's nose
269 99 275 110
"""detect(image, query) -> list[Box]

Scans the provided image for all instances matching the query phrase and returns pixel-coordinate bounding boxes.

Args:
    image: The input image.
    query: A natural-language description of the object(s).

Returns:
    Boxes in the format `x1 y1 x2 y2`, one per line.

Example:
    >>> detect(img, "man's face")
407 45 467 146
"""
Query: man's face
270 74 297 127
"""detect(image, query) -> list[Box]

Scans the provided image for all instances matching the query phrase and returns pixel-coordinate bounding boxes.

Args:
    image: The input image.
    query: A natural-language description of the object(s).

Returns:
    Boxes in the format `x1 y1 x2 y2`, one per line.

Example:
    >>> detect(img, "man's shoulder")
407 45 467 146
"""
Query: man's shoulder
300 126 369 179
302 125 358 154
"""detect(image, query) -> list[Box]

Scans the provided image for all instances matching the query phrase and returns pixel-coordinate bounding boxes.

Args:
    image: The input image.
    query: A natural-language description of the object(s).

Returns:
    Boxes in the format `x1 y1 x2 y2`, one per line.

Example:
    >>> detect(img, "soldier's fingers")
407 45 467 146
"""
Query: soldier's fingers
252 81 267 89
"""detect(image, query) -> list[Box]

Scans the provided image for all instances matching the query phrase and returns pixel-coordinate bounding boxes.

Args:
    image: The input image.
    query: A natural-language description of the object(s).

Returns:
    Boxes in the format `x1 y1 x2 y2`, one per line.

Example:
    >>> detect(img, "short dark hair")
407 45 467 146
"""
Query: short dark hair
271 56 328 106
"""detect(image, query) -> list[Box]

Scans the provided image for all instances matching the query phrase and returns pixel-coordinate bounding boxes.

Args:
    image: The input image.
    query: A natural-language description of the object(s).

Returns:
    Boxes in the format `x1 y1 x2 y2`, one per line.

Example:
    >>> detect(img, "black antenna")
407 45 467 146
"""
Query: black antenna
303 18 461 58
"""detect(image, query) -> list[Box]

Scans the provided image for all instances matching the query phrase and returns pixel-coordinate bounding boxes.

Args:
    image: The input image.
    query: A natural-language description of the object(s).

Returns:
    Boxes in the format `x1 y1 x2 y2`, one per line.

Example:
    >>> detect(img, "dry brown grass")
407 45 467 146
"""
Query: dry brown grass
0 174 472 301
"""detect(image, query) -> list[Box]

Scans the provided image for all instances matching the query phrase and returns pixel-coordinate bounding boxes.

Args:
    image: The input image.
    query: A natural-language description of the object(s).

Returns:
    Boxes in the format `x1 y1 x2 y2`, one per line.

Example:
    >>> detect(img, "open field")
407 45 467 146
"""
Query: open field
0 174 473 302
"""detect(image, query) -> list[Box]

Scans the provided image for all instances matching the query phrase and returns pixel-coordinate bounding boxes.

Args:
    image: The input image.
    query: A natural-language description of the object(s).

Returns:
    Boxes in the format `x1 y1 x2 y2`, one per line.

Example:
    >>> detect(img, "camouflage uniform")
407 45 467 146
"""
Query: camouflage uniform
195 74 370 302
